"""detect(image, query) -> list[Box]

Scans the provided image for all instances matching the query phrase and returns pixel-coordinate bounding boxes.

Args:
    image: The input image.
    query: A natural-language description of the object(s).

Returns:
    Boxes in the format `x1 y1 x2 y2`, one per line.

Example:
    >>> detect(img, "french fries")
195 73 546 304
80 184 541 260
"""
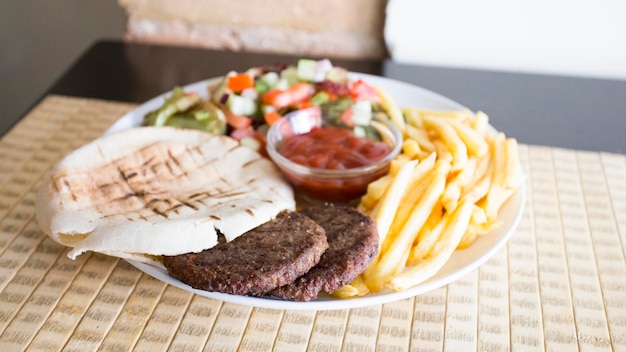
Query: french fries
330 105 523 298
387 199 474 291
331 275 369 298
373 159 419 245
422 114 468 171
374 86 406 131
356 107 523 293
364 159 450 291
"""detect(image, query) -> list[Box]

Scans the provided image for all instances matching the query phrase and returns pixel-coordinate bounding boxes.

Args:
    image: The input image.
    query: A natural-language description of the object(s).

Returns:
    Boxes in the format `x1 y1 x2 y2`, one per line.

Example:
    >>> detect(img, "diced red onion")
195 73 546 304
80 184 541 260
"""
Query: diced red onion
314 59 333 82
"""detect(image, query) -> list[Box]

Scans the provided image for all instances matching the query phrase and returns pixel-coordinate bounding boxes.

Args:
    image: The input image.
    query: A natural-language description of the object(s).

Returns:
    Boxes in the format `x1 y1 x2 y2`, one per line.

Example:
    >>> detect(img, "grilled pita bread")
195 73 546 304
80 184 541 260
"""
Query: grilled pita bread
35 126 295 266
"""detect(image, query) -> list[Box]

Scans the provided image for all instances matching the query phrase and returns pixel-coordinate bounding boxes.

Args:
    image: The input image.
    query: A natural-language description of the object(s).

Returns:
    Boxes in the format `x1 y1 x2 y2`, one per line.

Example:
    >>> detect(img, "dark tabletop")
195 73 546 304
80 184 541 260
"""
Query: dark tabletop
13 40 626 153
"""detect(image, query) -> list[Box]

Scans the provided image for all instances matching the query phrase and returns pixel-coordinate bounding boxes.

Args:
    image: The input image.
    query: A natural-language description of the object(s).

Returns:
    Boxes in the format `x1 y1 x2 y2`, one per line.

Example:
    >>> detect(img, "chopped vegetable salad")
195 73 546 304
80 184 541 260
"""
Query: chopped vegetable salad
143 59 391 153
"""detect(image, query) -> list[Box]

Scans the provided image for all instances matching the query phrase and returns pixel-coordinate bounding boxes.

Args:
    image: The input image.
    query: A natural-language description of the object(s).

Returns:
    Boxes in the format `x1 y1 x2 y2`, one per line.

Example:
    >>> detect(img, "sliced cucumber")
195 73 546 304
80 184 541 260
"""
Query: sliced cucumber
254 79 270 94
281 66 299 85
353 125 367 138
325 66 348 82
211 79 231 104
260 71 279 87
351 100 373 125
227 94 257 116
274 77 290 91
354 125 382 140
240 136 261 152
296 59 317 81
261 104 277 115
310 91 330 106
298 58 333 82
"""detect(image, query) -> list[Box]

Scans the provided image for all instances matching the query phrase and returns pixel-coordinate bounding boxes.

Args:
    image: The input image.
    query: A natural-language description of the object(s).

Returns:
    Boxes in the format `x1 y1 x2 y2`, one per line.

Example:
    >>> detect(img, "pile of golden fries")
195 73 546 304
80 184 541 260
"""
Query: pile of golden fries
332 104 523 298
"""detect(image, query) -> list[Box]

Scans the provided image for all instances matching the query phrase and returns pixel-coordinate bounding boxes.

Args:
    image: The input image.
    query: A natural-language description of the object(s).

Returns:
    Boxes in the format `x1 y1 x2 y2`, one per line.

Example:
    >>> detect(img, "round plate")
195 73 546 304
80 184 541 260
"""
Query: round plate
109 73 525 310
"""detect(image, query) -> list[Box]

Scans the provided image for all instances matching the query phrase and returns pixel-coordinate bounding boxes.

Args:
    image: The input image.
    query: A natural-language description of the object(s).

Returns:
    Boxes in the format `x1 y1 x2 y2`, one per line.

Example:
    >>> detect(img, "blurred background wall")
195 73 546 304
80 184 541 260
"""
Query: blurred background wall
385 0 626 80
1 0 624 136
0 1 126 133
119 0 626 80
118 0 389 59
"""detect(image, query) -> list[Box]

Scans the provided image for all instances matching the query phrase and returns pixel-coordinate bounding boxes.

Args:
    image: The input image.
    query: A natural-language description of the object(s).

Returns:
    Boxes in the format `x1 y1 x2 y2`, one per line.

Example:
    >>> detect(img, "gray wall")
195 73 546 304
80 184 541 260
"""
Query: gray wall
0 0 127 136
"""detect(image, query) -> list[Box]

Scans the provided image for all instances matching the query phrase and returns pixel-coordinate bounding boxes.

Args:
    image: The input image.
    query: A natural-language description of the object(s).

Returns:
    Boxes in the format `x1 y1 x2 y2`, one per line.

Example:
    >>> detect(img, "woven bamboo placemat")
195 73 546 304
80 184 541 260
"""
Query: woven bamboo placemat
0 95 624 351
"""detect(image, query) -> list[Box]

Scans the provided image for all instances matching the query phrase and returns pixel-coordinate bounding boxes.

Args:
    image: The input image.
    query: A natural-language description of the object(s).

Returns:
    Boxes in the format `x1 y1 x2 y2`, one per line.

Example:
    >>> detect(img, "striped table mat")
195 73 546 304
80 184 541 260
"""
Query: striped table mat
0 95 624 351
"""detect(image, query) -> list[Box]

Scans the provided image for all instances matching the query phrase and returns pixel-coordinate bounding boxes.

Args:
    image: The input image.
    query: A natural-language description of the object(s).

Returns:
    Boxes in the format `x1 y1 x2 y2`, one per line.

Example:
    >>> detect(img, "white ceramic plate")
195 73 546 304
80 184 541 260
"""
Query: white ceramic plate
109 73 526 310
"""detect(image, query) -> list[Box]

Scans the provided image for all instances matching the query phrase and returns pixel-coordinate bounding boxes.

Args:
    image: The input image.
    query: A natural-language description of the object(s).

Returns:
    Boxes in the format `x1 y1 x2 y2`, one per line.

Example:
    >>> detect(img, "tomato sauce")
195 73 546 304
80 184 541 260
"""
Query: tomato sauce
278 126 391 169
277 126 392 203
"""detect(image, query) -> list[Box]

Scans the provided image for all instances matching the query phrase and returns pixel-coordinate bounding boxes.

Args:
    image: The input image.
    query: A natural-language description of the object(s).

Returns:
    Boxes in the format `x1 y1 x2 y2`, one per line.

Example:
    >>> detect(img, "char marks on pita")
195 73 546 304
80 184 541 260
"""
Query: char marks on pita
35 126 295 266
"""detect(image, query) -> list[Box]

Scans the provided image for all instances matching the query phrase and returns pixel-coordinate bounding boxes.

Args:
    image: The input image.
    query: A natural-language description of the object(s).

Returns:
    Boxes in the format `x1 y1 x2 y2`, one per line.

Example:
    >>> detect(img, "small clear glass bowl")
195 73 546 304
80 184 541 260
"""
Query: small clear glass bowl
266 108 403 204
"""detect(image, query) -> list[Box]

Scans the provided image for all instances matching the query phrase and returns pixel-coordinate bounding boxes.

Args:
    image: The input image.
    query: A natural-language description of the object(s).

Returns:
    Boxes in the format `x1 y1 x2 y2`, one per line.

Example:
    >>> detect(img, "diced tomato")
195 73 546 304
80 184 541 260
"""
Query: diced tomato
339 107 355 127
227 74 254 92
264 111 282 125
288 83 315 103
230 127 255 140
262 89 290 108
224 109 253 129
278 119 296 138
262 83 315 108
349 79 378 101
292 101 315 110
230 128 268 157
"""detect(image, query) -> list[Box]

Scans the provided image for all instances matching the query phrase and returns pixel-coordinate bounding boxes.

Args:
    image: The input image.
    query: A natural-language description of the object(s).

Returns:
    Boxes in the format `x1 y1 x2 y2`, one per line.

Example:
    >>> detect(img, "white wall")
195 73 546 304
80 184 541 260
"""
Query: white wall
385 0 626 80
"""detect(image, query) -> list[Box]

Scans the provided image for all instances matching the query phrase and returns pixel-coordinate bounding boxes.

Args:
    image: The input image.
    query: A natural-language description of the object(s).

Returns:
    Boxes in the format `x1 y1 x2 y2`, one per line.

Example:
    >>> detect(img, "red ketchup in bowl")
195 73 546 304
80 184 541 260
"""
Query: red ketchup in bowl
276 126 392 203
279 126 391 169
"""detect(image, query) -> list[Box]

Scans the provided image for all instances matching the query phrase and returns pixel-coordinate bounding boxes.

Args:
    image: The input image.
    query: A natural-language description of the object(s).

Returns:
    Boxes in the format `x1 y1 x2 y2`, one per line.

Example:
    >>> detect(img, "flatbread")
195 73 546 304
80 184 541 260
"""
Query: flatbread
35 126 295 265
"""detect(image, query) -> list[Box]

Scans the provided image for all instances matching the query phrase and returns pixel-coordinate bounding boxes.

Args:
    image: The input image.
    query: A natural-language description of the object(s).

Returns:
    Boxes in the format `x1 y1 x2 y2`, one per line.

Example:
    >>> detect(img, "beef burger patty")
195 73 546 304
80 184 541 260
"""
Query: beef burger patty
163 210 328 296
269 204 379 301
